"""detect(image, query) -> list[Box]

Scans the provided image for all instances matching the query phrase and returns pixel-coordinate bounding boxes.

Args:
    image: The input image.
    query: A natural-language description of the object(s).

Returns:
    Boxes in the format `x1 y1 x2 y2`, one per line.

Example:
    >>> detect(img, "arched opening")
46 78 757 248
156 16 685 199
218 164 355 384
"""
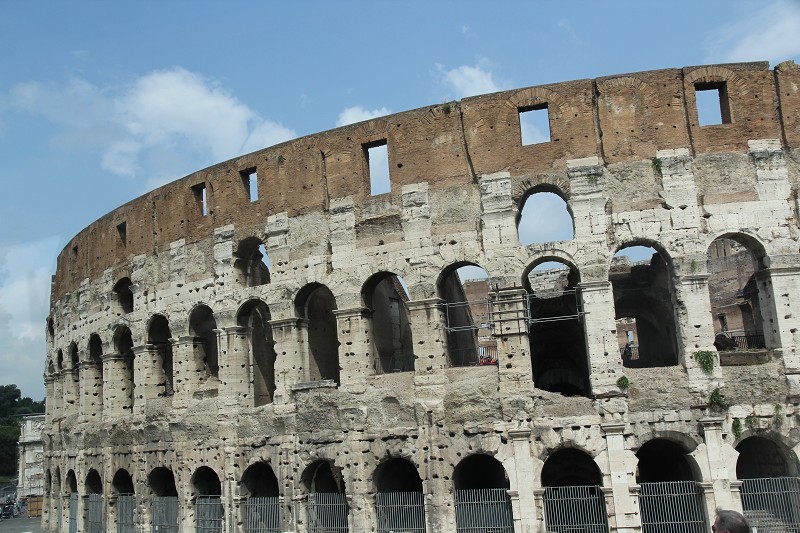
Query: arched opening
147 315 174 396
57 349 64 371
541 448 607 532
374 458 424 532
66 470 78 533
517 188 574 246
636 439 706 531
112 469 135 533
296 284 340 385
302 460 348 533
241 462 280 532
611 245 679 368
88 334 103 417
438 263 495 367
148 467 179 533
234 237 271 287
238 300 277 406
189 305 219 380
453 454 513 532
363 272 414 374
526 260 590 397
113 326 135 411
192 467 223 533
707 236 768 351
737 436 800 530
66 342 80 410
113 277 134 314
85 469 103 533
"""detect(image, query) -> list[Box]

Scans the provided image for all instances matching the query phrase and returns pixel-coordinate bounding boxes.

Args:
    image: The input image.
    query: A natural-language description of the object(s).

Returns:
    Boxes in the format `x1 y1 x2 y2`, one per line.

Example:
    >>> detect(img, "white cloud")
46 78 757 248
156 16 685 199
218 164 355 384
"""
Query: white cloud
2 67 297 186
704 0 800 63
335 106 392 127
437 61 508 99
0 237 61 399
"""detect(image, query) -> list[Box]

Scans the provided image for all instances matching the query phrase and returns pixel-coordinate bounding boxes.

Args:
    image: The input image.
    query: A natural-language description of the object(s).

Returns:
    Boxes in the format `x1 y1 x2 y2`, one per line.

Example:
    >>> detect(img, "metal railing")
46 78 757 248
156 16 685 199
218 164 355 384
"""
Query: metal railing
117 494 135 533
444 299 493 333
307 492 349 533
741 477 800 532
731 333 766 350
196 496 223 533
375 491 425 533
87 493 103 533
243 496 281 533
527 288 584 324
620 345 640 360
68 493 78 533
454 488 514 533
152 496 180 533
639 481 708 533
543 485 608 533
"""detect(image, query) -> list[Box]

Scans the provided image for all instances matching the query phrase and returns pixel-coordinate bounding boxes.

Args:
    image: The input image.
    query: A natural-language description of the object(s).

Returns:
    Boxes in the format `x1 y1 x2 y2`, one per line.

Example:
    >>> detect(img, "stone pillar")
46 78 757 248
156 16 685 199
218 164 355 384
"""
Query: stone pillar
219 326 252 407
173 336 205 407
492 288 534 395
699 417 741 512
45 375 55 423
102 352 134 417
79 360 102 421
509 428 540 532
758 266 800 394
407 299 448 375
334 307 374 387
61 368 79 416
601 422 640 532
132 344 164 413
580 281 626 396
269 318 307 402
674 274 719 393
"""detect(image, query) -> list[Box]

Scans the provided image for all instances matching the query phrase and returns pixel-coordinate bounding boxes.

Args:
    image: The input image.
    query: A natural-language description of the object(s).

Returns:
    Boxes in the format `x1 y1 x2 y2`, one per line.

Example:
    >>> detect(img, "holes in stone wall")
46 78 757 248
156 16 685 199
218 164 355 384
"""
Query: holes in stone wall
365 140 390 196
695 82 731 126
241 168 259 202
519 104 551 145
192 183 208 216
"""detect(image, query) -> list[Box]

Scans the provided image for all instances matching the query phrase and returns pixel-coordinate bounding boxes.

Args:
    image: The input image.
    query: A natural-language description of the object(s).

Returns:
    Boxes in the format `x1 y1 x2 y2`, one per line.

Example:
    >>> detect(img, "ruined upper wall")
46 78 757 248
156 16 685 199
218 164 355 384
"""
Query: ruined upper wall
51 61 800 301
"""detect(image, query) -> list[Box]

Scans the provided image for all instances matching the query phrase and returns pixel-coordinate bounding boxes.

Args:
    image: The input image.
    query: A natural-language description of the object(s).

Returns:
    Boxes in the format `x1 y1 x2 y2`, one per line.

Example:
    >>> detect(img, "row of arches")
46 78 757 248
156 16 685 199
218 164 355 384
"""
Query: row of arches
47 434 798 532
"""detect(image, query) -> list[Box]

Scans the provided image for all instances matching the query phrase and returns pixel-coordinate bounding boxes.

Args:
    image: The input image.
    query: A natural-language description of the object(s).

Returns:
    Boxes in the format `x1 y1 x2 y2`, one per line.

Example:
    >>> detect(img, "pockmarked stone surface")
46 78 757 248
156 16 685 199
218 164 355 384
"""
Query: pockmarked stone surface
42 60 800 532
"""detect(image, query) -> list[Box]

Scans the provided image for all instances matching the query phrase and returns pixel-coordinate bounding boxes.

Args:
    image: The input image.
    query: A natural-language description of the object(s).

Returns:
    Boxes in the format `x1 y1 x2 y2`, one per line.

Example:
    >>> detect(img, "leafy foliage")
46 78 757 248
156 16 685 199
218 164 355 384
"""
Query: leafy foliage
709 388 726 411
693 350 716 374
732 417 742 440
0 384 45 476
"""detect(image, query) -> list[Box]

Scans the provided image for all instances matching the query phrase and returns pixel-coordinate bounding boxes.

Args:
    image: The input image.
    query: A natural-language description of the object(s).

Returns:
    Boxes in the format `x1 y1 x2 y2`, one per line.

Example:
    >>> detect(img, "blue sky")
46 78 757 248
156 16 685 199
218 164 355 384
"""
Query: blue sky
1 0 799 399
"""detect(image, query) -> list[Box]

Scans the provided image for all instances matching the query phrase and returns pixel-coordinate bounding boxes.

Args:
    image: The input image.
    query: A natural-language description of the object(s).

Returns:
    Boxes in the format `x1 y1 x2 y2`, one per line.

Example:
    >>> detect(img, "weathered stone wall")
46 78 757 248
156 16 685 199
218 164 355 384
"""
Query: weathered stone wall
42 61 800 533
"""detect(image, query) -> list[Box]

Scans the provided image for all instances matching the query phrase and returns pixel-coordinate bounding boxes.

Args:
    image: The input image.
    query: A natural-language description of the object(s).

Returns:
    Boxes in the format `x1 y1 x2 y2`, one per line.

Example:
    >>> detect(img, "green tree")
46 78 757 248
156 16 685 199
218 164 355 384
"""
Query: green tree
0 384 45 476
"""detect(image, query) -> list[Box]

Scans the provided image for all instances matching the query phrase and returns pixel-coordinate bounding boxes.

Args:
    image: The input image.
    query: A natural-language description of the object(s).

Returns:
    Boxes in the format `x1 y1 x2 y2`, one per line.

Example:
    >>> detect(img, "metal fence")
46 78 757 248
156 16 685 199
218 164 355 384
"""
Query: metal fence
454 488 514 533
57 494 63 533
639 481 708 533
731 333 767 350
243 496 281 533
307 492 349 533
152 495 180 533
68 493 78 533
117 494 135 533
741 477 800 532
196 496 223 533
543 485 608 533
376 491 425 533
87 493 104 533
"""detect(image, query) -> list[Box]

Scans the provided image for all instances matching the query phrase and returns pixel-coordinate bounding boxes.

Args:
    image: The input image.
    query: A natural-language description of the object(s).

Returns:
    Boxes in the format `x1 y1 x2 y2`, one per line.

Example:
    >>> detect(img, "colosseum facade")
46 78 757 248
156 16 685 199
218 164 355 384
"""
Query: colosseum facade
44 60 800 532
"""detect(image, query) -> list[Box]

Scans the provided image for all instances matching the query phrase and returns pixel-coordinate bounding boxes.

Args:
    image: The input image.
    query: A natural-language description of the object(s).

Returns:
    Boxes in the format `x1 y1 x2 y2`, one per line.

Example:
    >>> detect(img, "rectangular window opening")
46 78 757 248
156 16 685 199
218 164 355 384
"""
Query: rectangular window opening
240 168 259 202
116 222 127 246
192 183 208 216
365 141 390 196
519 104 551 146
695 82 731 126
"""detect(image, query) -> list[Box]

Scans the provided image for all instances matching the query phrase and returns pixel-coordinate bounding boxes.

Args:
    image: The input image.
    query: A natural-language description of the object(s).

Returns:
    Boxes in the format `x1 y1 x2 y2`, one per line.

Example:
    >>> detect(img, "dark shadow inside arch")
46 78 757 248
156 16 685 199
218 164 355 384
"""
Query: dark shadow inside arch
88 334 103 415
148 315 174 396
525 260 591 397
86 469 102 494
189 305 219 379
66 470 78 494
234 237 271 287
736 436 798 479
612 245 679 368
113 277 134 314
192 466 222 496
114 326 135 410
296 283 340 385
148 467 178 497
238 300 277 406
363 272 414 374
541 448 603 487
374 458 423 493
453 454 510 491
438 263 494 368
241 462 279 498
112 469 135 494
302 460 346 494
636 439 697 483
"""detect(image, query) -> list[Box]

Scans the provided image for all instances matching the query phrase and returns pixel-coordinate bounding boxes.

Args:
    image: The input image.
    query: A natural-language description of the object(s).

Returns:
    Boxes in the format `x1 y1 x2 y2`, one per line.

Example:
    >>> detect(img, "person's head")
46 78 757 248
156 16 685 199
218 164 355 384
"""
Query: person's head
713 509 750 533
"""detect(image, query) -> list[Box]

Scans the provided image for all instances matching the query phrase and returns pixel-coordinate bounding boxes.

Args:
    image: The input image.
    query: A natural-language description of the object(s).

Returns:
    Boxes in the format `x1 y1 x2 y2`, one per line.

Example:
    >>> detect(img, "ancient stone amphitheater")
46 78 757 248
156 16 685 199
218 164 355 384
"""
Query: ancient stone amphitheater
44 61 800 533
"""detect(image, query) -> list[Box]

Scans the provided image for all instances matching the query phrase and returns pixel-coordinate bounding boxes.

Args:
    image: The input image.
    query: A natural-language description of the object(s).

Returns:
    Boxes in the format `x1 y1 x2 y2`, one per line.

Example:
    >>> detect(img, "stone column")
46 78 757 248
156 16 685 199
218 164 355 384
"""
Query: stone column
334 307 374 387
407 299 448 374
219 326 252 407
601 422 640 532
673 274 719 393
492 288 534 395
509 428 540 532
61 368 79 416
269 318 307 402
173 336 205 407
45 375 55 423
132 344 164 413
699 417 741 512
581 281 626 396
103 352 134 417
758 266 800 395
79 360 102 421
